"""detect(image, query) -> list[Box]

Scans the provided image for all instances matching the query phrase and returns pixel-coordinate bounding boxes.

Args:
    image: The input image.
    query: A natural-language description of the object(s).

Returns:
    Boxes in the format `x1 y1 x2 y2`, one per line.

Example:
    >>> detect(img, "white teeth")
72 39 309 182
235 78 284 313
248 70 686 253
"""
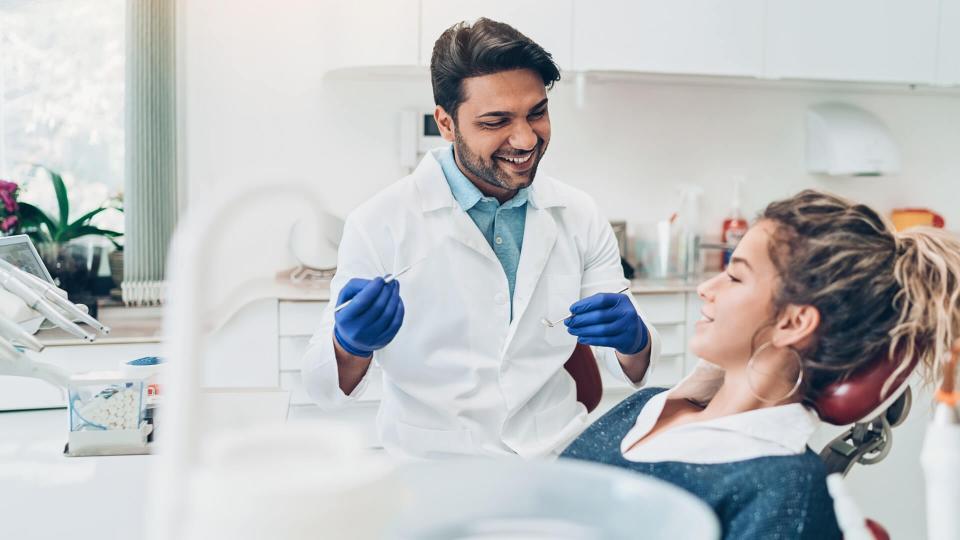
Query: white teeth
499 153 532 164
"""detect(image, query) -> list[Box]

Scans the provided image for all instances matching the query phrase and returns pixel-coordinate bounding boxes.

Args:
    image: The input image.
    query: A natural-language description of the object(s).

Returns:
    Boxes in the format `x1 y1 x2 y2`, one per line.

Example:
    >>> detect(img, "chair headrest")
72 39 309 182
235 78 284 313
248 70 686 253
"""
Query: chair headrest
814 352 919 426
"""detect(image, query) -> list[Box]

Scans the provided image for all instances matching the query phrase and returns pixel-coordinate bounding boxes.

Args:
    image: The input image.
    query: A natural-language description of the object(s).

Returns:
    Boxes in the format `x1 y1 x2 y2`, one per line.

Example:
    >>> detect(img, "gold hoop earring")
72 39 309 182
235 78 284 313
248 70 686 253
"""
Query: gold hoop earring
747 341 804 404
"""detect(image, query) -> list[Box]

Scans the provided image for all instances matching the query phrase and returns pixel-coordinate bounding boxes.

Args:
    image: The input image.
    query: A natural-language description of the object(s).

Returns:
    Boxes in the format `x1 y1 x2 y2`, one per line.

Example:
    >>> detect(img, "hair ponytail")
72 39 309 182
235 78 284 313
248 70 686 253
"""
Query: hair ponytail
888 227 960 393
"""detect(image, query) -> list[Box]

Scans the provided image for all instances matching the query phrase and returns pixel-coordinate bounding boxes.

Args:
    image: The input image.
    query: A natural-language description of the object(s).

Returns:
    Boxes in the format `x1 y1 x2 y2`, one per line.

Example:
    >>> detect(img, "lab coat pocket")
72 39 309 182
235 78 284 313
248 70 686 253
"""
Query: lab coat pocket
395 420 475 457
544 273 581 346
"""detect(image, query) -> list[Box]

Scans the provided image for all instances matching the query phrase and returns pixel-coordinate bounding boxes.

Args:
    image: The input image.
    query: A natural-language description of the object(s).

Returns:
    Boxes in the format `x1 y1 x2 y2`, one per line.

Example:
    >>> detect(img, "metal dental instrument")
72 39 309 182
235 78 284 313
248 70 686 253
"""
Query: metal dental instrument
540 286 631 328
333 263 415 313
0 267 97 342
0 259 111 335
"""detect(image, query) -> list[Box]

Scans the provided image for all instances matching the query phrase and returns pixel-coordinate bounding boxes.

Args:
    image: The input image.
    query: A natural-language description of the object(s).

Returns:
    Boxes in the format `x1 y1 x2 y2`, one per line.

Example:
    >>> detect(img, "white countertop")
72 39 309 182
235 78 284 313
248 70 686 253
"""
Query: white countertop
272 276 705 303
0 408 152 540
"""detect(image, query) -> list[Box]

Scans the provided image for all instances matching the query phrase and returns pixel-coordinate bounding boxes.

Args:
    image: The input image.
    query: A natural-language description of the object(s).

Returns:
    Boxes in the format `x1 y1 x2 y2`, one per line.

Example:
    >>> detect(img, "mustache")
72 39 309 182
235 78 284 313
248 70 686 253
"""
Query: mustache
494 141 543 157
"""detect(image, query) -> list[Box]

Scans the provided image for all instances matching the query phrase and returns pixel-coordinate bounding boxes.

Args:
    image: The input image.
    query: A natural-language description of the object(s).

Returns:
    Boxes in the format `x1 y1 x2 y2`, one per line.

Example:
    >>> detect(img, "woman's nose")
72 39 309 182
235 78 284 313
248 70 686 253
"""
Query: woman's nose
697 274 719 301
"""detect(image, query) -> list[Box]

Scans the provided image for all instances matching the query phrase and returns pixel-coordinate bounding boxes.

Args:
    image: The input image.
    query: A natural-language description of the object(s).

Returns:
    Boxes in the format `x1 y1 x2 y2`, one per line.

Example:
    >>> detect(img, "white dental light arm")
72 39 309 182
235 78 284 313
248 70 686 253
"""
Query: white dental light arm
0 267 96 342
0 333 69 388
0 259 110 335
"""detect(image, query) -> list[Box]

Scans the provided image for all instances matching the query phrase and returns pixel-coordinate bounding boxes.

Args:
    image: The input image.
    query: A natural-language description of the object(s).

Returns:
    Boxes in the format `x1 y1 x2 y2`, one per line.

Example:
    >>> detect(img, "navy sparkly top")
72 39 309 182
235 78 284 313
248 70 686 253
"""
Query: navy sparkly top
561 388 842 540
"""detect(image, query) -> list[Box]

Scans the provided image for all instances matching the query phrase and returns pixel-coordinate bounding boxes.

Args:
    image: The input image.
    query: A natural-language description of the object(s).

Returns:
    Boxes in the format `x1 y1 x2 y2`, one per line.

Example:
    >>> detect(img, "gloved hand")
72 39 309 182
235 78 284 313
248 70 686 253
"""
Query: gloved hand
334 277 405 358
564 292 648 355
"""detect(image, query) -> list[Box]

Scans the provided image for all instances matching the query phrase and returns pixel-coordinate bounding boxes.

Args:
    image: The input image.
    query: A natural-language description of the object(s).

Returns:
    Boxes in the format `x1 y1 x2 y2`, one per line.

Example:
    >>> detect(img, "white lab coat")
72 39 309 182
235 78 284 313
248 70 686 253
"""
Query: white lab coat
301 151 660 459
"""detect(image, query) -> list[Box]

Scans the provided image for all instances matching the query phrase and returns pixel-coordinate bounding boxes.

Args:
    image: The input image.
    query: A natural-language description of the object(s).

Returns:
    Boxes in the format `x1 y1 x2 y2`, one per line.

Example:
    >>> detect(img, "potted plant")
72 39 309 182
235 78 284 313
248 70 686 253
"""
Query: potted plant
15 166 123 307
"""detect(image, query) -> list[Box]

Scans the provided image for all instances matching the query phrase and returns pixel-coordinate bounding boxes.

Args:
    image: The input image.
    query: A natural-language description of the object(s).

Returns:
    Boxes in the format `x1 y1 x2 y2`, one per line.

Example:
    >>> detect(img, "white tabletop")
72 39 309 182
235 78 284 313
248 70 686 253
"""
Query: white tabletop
0 408 151 540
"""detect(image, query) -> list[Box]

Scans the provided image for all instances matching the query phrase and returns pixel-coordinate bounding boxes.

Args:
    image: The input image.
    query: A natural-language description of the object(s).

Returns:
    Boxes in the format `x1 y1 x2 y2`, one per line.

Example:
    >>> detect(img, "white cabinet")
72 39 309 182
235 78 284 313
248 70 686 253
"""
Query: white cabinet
419 0 574 70
939 0 960 85
321 0 420 72
764 0 941 84
571 0 765 76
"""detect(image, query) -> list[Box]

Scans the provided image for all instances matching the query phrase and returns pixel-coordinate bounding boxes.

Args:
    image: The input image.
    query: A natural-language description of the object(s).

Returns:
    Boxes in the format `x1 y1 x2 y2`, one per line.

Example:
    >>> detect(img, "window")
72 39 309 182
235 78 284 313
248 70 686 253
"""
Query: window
0 0 125 233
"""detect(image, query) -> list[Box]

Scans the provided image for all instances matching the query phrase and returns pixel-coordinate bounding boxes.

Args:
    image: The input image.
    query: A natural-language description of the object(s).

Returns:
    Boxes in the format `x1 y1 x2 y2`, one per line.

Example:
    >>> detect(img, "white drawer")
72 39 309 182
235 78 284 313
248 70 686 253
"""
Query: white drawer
278 300 327 336
280 365 383 404
279 371 313 406
598 353 684 391
652 323 685 356
280 336 311 371
647 354 685 387
633 293 686 324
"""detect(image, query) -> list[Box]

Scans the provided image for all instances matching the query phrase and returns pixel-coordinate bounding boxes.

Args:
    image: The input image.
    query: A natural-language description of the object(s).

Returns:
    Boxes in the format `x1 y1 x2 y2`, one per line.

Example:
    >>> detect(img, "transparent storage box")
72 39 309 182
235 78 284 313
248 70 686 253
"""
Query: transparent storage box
66 371 151 456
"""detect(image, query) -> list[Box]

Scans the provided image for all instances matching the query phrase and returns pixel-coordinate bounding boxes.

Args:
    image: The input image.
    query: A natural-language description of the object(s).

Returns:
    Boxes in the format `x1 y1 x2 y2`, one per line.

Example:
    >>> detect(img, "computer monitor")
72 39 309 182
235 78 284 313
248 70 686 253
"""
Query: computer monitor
0 234 55 284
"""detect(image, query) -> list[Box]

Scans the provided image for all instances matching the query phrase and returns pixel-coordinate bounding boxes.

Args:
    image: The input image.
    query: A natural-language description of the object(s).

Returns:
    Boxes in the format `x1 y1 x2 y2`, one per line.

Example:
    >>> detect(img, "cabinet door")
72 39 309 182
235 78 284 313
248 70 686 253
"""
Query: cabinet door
572 0 764 76
420 0 574 70
939 0 960 85
322 0 420 72
765 0 940 84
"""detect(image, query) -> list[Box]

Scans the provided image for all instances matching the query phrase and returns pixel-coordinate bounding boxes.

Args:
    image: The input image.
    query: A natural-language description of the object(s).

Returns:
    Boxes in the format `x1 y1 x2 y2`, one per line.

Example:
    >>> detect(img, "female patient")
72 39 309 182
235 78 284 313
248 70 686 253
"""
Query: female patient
561 190 960 539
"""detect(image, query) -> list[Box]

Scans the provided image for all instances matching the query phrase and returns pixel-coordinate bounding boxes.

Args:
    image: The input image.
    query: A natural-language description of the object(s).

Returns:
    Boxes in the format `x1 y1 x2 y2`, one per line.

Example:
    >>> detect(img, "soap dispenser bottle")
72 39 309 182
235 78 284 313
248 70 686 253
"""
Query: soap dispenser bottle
721 177 748 268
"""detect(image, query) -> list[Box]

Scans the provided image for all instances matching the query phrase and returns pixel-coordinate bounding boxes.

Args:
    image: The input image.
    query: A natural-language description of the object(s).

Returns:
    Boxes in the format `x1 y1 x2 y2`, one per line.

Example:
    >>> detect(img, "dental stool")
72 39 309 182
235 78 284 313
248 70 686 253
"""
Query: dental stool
564 344 919 540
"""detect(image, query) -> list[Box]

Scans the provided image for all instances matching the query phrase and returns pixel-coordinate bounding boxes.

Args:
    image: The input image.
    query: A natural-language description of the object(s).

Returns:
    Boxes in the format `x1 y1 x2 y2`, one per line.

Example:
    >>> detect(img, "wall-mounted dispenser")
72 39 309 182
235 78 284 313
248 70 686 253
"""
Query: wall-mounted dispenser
805 103 900 176
400 110 446 172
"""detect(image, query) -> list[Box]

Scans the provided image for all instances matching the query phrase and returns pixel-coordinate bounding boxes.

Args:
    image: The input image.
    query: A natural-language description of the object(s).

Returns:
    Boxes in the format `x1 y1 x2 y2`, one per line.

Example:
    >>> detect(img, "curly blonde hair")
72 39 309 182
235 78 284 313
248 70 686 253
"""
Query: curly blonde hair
761 190 960 400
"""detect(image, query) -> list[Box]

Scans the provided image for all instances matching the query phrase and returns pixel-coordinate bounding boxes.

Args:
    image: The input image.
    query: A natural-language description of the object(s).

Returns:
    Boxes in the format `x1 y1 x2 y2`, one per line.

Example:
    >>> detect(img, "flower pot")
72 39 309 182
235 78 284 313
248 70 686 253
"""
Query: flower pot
38 242 103 317
109 249 124 288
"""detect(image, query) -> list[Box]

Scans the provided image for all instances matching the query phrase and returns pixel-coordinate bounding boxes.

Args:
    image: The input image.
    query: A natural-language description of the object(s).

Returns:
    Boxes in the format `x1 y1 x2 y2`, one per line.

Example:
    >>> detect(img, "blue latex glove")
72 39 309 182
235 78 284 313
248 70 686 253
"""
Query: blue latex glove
564 292 649 355
334 277 405 358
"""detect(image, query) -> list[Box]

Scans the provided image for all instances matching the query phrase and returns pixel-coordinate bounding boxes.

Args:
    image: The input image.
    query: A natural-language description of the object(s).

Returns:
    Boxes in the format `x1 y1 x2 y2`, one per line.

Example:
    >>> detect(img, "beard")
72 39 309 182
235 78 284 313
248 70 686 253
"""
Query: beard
453 128 545 192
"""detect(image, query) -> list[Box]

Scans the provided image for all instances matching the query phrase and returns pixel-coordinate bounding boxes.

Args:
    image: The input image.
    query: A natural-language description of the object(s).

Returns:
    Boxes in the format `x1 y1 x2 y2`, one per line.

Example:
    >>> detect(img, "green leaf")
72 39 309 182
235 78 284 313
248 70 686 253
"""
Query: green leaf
68 206 109 228
33 165 69 229
25 230 51 246
58 225 123 244
17 202 57 239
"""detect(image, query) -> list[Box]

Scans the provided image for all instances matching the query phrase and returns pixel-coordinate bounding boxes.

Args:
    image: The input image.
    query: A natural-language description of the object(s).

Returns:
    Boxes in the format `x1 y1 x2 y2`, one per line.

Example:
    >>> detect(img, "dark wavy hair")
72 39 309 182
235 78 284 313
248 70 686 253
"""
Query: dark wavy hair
761 190 960 400
430 18 561 121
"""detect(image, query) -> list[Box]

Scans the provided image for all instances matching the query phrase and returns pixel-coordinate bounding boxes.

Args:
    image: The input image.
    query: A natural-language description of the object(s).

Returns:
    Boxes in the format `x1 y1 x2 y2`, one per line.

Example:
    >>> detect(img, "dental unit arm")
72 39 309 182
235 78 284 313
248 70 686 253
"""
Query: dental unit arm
0 260 109 342
0 259 111 335
0 330 69 388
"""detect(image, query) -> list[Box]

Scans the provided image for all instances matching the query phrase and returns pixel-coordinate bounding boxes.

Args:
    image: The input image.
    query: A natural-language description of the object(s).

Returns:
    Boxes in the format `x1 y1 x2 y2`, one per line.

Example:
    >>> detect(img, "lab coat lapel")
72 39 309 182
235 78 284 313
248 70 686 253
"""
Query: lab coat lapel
506 202 558 342
414 152 500 265
447 206 501 265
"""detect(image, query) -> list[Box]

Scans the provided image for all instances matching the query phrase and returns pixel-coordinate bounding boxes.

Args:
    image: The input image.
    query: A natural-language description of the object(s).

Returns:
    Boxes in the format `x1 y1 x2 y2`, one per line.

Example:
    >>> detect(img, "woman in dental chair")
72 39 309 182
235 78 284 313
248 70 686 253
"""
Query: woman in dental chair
561 190 960 539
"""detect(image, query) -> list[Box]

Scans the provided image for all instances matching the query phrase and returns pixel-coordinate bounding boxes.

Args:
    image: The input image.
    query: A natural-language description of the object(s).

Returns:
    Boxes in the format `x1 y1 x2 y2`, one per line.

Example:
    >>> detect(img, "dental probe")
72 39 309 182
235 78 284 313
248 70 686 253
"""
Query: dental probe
0 268 96 342
541 286 631 328
0 260 111 334
334 264 415 314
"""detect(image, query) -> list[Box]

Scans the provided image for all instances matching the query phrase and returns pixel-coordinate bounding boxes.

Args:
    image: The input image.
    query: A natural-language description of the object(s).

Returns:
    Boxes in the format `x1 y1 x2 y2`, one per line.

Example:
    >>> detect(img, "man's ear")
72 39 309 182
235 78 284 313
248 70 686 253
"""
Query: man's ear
434 106 456 143
772 304 820 350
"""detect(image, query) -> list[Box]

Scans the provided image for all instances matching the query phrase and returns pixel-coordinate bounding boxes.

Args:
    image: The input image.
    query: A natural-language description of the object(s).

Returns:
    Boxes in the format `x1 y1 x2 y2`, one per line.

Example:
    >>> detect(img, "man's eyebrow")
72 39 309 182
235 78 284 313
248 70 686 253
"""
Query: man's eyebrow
730 256 753 271
476 98 549 119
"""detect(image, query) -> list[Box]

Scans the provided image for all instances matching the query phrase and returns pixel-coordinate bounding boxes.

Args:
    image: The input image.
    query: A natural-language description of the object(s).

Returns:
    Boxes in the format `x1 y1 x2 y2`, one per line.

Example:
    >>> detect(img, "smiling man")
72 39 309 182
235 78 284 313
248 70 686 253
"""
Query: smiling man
302 18 660 459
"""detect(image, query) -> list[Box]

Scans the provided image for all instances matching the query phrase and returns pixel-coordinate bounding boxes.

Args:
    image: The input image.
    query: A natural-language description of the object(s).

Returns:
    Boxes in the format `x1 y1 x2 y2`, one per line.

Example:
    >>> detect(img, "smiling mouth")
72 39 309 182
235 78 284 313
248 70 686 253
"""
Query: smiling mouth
494 149 536 172
699 311 714 323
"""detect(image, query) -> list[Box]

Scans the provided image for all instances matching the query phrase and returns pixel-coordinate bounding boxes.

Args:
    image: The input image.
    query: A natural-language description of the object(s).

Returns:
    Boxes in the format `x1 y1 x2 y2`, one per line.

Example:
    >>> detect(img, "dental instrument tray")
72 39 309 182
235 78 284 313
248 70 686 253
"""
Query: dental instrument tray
65 370 153 457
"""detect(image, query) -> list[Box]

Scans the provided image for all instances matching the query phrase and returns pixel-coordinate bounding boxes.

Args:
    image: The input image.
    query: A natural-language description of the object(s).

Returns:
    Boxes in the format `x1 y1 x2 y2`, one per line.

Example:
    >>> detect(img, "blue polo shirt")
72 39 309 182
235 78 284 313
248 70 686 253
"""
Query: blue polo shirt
434 145 528 318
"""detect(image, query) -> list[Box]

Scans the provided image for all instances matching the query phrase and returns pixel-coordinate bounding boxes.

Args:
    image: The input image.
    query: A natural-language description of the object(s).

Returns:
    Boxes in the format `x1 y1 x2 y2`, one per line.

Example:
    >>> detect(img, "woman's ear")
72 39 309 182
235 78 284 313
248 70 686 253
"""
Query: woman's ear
772 304 821 350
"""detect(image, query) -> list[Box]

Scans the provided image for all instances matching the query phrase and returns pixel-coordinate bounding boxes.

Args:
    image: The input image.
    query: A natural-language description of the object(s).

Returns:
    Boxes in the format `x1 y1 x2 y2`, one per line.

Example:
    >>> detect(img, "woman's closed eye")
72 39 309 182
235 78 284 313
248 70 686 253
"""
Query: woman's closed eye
726 272 741 283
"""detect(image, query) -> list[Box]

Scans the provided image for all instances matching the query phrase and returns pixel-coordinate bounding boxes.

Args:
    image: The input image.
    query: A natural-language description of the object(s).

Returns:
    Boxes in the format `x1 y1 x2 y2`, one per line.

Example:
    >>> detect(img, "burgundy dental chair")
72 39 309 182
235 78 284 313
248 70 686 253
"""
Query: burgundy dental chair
563 343 919 540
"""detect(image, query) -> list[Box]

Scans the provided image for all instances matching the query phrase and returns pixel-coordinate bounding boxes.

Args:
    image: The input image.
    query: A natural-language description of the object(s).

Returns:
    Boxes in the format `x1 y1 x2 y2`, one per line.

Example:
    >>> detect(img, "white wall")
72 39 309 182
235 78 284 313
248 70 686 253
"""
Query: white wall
180 3 956 537
181 1 960 239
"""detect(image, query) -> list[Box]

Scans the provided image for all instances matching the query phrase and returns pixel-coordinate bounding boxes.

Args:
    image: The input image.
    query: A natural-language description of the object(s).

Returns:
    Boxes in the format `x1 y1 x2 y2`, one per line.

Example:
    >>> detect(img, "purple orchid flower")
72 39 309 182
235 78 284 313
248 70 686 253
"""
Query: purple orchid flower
1 215 18 233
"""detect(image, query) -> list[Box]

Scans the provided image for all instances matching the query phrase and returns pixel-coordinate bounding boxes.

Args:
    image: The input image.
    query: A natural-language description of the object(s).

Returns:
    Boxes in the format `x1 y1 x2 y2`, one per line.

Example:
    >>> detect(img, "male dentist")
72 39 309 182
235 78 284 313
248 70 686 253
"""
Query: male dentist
302 18 660 459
